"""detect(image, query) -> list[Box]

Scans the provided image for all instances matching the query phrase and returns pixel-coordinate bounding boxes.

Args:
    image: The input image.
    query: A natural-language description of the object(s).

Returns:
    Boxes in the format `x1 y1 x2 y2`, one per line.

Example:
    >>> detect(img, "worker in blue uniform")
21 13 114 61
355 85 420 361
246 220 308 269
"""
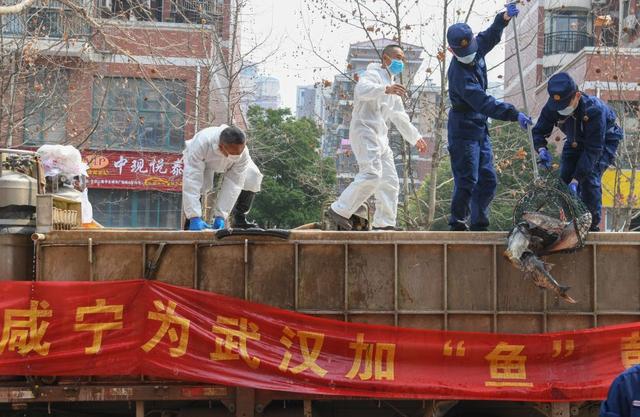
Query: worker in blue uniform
600 365 640 417
532 72 623 231
446 3 532 231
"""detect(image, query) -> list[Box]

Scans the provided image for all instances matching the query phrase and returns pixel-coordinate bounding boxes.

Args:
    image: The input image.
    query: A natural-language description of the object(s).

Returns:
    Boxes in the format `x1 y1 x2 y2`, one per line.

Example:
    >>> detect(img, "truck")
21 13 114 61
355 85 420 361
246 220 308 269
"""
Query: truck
1 148 639 417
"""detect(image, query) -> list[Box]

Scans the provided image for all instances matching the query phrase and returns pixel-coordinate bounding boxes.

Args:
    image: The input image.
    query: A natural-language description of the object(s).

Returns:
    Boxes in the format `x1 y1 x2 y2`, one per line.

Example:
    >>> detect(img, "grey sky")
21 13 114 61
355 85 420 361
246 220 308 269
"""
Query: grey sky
244 0 516 110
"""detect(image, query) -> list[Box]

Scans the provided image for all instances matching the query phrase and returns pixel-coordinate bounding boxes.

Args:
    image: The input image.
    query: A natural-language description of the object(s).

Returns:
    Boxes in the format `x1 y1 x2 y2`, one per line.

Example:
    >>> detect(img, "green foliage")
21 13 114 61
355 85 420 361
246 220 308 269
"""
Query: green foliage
247 106 336 229
490 122 538 230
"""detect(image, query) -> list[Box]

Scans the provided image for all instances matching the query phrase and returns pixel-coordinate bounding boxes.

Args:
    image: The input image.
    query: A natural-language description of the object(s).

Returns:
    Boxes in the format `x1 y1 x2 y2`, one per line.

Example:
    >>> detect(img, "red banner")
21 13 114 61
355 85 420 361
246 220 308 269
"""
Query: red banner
0 280 635 401
82 150 183 192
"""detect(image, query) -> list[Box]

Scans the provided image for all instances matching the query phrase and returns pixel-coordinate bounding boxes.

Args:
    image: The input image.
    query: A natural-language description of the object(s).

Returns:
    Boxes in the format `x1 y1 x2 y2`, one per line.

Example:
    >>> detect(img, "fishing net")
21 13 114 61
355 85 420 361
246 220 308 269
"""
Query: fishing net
512 173 591 251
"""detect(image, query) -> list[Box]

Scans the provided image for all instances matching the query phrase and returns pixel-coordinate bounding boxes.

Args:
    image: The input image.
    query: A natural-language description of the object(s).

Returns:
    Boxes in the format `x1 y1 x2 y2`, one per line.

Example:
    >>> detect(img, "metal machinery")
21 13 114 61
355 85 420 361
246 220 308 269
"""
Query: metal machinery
0 149 40 282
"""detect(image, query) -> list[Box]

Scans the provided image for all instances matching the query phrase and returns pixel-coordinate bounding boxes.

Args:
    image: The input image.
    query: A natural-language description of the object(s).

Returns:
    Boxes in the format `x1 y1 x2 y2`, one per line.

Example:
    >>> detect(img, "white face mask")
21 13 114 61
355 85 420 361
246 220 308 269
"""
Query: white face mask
558 104 577 116
226 153 242 162
456 52 476 64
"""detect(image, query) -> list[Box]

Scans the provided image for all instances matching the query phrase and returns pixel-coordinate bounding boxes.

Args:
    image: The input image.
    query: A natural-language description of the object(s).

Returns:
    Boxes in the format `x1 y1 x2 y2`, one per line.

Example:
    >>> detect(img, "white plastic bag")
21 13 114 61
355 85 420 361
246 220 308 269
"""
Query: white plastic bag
37 144 88 178
37 144 93 223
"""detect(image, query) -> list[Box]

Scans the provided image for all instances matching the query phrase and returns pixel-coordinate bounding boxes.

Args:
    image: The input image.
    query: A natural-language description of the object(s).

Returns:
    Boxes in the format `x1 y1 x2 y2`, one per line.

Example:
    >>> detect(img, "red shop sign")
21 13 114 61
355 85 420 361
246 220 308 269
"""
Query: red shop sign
82 150 183 192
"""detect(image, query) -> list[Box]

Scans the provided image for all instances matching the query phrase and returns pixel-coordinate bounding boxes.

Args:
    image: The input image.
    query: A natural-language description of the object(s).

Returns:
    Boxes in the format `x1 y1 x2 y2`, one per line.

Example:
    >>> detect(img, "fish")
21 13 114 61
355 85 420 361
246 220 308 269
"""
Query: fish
522 211 567 236
504 215 581 304
504 223 531 269
521 252 577 304
542 212 592 255
522 213 563 249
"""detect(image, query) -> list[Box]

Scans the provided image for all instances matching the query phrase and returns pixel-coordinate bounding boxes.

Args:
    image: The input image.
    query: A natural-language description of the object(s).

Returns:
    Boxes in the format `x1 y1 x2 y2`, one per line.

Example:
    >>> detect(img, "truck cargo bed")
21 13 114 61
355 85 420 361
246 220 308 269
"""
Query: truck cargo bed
2 230 637 417
33 230 640 332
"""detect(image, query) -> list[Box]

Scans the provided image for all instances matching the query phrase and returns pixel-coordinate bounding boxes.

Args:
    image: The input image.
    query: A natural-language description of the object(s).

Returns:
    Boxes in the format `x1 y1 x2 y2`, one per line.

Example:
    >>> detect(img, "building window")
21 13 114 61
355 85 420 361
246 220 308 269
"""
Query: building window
543 66 560 79
23 70 69 145
91 77 186 151
545 10 590 34
89 189 182 228
544 10 593 54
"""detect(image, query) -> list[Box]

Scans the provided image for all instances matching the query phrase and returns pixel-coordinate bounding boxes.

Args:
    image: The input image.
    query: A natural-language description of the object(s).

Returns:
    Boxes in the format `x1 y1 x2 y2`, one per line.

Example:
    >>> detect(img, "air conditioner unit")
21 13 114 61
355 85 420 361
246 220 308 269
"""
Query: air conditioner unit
592 0 607 5
97 0 112 11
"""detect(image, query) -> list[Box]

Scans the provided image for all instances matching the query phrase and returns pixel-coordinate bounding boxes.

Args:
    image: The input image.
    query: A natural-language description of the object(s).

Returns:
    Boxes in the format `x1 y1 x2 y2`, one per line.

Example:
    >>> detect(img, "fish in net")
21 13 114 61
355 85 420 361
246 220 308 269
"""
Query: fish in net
505 174 592 304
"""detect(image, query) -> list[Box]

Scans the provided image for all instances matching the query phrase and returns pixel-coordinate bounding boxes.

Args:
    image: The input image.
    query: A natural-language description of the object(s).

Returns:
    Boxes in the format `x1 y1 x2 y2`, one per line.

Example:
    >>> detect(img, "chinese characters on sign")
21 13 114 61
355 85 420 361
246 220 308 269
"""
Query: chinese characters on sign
74 299 123 355
484 342 533 388
346 333 395 381
83 151 183 192
142 300 190 358
0 299 399 383
0 300 51 356
279 326 327 377
211 316 261 369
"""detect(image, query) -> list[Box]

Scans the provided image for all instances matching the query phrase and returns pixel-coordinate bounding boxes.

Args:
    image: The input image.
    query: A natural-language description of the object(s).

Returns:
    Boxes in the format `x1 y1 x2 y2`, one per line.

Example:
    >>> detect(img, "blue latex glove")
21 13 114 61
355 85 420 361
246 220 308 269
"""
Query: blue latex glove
568 181 578 196
506 2 519 17
517 112 532 130
212 216 225 230
537 147 552 170
189 217 211 231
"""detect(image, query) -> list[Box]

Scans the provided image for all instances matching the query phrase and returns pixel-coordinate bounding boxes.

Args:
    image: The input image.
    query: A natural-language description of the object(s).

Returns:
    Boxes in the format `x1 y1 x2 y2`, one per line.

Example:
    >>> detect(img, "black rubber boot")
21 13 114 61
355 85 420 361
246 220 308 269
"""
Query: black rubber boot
449 221 469 231
470 225 488 231
232 190 259 229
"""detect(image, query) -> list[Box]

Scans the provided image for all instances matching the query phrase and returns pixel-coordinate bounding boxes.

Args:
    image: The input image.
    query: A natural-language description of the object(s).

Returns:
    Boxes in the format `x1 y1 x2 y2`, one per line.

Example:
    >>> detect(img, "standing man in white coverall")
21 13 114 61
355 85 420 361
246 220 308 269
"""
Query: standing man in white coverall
182 125 263 230
327 44 428 231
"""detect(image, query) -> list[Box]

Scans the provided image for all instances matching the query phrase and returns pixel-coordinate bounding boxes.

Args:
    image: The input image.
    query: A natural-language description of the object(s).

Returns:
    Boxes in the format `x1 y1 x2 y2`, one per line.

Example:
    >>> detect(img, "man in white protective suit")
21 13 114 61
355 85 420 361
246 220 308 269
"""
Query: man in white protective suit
182 125 263 230
327 44 428 231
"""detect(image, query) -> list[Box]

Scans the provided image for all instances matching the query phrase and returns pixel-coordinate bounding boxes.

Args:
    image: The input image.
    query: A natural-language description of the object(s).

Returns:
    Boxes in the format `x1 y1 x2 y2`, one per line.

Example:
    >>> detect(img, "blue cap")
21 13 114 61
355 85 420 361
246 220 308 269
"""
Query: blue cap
447 23 478 57
547 72 578 111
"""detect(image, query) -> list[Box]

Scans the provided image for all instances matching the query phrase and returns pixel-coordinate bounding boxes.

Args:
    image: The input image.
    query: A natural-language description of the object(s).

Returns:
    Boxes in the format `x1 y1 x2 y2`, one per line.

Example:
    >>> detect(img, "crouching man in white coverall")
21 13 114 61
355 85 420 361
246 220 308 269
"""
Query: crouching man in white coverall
182 125 263 230
328 44 428 231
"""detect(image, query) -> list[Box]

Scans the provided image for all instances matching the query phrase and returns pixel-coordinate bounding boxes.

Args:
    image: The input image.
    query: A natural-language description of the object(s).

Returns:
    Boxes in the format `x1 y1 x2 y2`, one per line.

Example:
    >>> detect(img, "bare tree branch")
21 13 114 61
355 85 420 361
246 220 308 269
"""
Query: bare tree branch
0 0 38 16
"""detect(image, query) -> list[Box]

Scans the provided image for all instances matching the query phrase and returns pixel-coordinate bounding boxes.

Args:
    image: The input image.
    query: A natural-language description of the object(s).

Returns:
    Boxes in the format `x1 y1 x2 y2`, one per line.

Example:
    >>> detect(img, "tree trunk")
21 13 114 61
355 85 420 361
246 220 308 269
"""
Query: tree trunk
425 0 449 229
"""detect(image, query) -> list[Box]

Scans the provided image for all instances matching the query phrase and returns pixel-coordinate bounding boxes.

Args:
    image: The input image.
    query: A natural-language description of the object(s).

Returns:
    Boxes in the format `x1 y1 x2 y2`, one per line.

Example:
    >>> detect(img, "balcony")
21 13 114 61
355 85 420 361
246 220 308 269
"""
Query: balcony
544 31 594 55
93 0 224 37
168 0 224 35
3 5 90 39
170 0 224 22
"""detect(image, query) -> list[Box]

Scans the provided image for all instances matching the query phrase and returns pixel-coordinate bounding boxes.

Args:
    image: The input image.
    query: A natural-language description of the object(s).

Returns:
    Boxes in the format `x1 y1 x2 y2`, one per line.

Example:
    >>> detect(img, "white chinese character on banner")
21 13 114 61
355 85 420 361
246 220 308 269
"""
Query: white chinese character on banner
150 158 168 174
114 156 128 175
131 159 148 174
171 158 183 176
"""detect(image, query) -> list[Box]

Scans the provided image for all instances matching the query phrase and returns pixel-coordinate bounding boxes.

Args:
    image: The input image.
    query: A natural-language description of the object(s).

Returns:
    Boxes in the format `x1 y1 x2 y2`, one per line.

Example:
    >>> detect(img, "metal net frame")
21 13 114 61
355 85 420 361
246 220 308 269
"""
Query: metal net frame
512 174 591 251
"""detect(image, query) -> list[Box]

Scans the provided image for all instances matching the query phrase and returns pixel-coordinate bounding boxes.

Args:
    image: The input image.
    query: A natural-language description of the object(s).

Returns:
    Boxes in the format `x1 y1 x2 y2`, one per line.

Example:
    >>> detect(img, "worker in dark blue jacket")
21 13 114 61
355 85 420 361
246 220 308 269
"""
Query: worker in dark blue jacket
532 72 623 231
600 365 640 417
446 4 532 231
